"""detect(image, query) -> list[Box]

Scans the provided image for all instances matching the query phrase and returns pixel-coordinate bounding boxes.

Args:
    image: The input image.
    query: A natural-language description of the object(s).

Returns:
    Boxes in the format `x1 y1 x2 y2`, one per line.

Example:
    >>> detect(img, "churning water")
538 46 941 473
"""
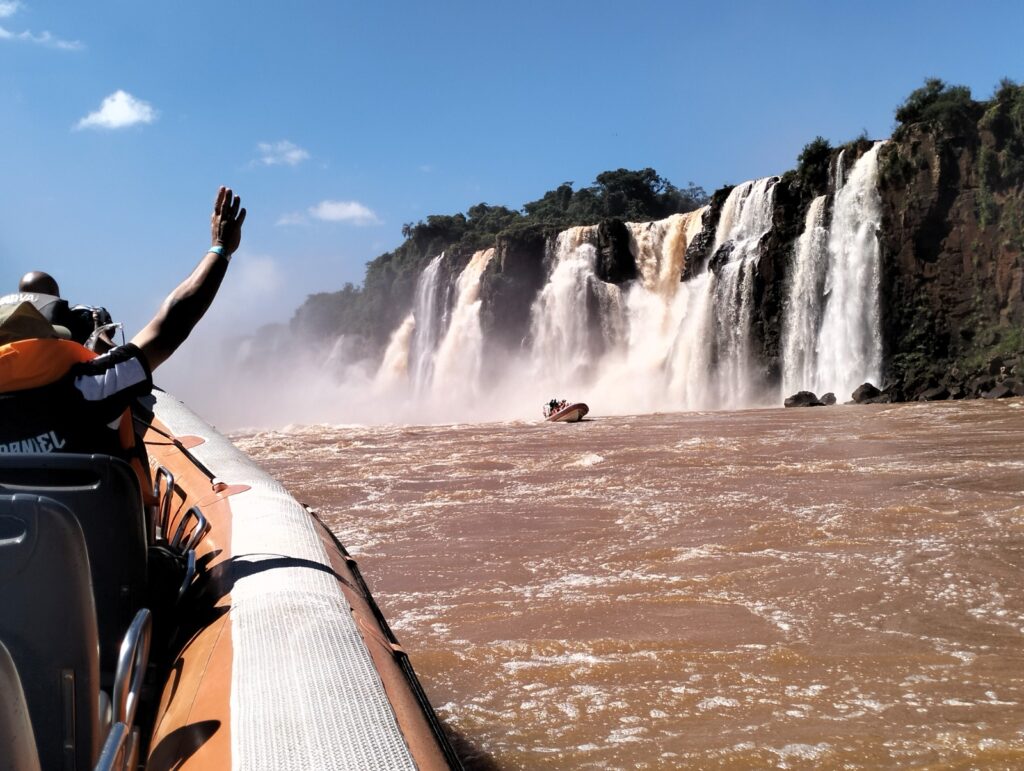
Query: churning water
235 398 1024 770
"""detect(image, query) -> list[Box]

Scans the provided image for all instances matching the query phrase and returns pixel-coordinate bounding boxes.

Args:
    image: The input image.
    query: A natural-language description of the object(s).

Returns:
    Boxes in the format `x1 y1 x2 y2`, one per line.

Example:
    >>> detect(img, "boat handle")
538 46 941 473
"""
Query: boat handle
112 608 152 730
170 505 210 553
95 721 128 771
178 548 197 603
152 466 174 542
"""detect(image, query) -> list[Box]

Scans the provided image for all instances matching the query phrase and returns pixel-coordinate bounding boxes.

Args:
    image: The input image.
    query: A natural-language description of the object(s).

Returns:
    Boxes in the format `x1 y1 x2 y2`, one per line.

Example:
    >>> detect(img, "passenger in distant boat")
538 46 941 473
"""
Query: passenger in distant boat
1 270 117 352
0 186 246 458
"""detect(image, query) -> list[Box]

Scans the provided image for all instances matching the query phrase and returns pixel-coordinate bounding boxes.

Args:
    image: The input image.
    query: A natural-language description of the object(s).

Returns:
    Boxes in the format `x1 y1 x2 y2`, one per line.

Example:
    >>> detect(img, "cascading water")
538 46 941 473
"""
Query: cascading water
703 177 778 407
528 227 621 389
526 185 775 414
813 142 885 396
781 143 885 400
432 249 496 397
408 254 447 393
591 210 707 412
781 195 829 396
375 313 416 390
629 211 705 296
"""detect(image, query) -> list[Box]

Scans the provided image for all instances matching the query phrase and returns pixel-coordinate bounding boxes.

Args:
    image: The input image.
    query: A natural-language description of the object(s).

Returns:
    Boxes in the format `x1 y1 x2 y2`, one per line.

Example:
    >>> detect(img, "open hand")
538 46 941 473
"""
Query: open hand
211 186 246 255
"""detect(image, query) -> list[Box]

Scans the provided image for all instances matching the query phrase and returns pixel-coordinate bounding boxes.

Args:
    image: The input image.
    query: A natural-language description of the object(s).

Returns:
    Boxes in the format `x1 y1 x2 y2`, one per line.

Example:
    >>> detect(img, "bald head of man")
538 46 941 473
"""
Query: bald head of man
19 271 60 297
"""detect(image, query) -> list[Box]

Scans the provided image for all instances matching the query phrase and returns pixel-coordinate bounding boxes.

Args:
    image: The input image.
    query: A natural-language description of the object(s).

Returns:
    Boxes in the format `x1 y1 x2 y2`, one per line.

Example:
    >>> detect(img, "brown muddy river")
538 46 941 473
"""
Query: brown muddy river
233 399 1024 769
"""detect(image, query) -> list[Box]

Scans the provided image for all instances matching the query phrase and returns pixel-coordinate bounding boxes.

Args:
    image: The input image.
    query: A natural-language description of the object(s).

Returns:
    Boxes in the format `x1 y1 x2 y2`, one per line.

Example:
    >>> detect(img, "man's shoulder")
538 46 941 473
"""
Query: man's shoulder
70 344 153 402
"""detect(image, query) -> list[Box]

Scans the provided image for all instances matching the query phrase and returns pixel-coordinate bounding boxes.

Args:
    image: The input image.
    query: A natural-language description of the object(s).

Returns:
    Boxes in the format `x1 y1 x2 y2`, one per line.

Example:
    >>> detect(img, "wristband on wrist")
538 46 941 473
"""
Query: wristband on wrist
207 244 231 262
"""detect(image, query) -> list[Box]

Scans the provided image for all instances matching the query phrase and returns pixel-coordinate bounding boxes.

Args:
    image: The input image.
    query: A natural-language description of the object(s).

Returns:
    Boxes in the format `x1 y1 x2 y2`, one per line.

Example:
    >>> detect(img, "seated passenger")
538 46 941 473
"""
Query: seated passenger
0 186 246 457
0 271 116 352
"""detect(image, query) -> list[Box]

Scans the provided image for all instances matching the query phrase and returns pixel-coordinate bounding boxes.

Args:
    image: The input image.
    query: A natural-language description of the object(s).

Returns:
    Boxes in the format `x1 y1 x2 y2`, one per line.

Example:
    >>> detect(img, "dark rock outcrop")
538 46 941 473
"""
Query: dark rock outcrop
784 391 824 407
595 220 637 284
918 385 951 401
983 383 1014 399
479 228 548 352
852 383 882 403
820 392 837 405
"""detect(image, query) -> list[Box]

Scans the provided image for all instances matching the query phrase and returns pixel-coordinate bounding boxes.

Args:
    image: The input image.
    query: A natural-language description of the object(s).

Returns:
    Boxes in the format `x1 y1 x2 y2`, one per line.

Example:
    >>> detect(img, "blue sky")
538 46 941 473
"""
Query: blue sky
2 1 1022 362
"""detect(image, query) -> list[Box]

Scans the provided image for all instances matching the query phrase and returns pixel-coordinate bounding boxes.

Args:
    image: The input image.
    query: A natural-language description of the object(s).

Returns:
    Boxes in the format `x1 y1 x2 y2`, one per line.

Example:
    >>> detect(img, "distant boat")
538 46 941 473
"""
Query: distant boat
544 402 589 423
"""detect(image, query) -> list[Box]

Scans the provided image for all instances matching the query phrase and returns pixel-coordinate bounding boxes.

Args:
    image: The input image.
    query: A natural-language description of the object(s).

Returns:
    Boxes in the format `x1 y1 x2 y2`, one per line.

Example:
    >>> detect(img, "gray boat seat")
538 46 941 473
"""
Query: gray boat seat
0 494 102 770
0 639 41 771
0 454 147 678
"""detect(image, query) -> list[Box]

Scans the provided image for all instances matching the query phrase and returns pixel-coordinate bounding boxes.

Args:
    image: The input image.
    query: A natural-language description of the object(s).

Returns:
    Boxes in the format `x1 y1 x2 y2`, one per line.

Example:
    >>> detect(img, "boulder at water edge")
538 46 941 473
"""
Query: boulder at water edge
918 385 950 401
784 391 824 408
852 383 881 404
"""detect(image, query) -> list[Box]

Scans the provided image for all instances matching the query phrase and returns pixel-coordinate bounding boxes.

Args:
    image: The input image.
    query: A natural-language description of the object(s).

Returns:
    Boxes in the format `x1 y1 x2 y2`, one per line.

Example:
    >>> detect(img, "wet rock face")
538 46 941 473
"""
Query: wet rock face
595 220 637 284
479 230 548 351
877 119 1024 401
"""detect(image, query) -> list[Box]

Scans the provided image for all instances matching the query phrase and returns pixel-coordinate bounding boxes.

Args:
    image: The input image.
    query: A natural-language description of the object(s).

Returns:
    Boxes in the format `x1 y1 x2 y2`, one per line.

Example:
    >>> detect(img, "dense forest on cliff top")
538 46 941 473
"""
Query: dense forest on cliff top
287 78 1024 401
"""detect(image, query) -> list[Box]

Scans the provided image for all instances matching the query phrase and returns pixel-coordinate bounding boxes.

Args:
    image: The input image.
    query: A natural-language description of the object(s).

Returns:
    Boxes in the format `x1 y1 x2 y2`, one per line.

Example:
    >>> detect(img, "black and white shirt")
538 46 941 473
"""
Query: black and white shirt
0 344 153 455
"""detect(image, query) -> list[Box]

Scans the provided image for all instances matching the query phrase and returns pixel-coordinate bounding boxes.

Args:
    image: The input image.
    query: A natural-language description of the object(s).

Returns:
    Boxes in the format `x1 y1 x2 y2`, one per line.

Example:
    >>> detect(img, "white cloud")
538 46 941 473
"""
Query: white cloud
309 200 381 226
256 140 309 167
75 90 157 130
0 3 83 50
418 164 434 173
275 211 308 226
276 200 382 227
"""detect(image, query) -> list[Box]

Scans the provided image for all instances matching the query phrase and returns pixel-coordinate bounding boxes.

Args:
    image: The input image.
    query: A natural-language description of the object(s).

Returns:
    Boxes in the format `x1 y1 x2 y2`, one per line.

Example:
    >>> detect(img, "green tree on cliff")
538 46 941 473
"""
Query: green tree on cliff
894 78 977 136
522 168 708 227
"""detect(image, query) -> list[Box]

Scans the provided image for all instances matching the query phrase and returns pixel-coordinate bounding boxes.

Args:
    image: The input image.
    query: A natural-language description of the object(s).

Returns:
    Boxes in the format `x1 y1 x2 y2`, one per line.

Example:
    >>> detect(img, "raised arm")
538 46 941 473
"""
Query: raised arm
131 186 246 371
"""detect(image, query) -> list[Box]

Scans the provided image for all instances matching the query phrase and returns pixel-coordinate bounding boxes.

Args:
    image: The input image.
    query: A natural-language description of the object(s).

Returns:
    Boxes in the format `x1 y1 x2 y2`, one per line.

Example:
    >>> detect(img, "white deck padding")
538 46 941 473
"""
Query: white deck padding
151 391 416 771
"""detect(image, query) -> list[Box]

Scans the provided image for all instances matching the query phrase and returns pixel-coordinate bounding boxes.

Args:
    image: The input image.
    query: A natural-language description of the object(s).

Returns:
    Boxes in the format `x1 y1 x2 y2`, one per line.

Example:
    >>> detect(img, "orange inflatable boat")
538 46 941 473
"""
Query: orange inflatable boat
0 390 460 770
544 401 590 423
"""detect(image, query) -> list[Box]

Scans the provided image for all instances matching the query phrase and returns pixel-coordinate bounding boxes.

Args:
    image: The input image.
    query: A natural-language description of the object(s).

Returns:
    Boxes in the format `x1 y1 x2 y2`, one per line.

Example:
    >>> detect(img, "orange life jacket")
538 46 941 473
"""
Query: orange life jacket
0 338 96 393
0 338 149 493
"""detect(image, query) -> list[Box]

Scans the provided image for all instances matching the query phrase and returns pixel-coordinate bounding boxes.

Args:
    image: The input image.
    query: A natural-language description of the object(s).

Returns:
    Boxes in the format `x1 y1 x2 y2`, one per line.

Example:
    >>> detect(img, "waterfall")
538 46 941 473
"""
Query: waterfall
432 248 496 397
528 226 621 388
408 254 447 393
781 195 829 396
375 313 416 390
593 210 708 412
708 177 778 407
628 211 705 297
779 143 886 400
813 142 885 397
363 145 887 420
